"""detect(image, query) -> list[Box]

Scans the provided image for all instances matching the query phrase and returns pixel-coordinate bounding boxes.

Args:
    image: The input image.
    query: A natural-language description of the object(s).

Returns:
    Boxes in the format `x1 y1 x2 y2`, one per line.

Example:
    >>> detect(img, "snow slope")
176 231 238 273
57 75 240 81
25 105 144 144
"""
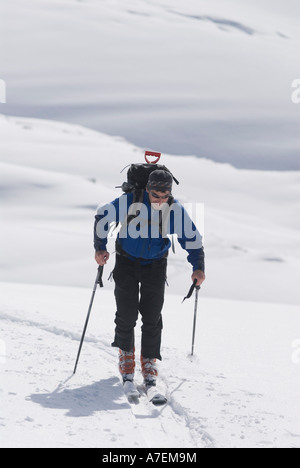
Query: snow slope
1 282 299 448
1 114 300 305
1 0 300 169
0 114 300 448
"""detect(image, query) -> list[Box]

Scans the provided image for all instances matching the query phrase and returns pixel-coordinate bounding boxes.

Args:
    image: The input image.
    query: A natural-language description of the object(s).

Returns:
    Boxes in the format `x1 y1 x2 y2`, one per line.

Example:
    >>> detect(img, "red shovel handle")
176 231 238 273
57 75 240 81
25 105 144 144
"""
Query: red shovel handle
145 151 161 164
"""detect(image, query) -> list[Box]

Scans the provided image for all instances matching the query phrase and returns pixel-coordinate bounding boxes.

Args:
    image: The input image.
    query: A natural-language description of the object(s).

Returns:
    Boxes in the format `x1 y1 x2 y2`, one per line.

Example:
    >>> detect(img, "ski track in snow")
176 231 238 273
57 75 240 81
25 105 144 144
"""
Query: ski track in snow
0 307 219 448
0 308 209 448
1 298 299 449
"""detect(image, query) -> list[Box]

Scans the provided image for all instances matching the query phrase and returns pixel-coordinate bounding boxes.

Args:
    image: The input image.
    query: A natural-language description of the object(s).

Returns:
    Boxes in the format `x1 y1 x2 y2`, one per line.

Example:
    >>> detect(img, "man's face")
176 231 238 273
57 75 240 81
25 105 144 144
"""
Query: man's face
147 188 170 209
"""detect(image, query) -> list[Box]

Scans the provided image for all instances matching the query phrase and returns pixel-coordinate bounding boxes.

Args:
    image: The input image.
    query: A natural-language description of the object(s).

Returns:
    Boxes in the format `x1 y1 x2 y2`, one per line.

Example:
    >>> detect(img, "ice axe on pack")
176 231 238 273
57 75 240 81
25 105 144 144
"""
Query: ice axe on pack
182 279 201 357
73 265 104 374
144 150 161 164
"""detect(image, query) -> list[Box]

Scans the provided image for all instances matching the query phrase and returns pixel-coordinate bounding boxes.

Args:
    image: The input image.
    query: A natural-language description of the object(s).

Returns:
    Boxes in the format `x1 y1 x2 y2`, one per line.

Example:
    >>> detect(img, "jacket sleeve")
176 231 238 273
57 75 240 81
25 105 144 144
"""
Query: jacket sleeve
172 202 205 272
93 194 131 252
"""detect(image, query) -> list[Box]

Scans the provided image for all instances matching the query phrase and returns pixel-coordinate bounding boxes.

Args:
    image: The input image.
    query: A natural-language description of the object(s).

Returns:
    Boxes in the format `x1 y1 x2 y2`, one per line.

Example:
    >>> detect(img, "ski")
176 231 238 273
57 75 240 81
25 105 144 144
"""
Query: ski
145 384 168 406
123 380 140 404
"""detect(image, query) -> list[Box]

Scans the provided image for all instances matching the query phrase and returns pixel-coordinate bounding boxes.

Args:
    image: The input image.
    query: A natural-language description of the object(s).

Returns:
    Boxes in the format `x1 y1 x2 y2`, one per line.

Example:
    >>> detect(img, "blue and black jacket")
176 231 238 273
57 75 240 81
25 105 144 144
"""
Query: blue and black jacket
94 191 205 272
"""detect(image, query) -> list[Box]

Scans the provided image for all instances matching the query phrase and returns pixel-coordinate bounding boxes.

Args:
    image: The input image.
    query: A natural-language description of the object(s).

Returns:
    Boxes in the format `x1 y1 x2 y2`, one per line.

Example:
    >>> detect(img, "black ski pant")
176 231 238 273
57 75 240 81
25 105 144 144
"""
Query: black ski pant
111 254 167 361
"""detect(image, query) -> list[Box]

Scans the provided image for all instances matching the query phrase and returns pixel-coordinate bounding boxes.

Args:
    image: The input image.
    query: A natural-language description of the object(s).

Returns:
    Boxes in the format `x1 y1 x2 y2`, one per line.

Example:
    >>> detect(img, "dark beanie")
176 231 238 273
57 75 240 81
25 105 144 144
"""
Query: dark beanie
147 170 173 192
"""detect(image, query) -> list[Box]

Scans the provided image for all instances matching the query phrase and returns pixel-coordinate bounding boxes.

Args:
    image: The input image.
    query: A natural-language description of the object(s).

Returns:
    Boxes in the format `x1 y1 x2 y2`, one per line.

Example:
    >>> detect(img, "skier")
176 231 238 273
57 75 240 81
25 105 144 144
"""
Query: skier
94 169 205 392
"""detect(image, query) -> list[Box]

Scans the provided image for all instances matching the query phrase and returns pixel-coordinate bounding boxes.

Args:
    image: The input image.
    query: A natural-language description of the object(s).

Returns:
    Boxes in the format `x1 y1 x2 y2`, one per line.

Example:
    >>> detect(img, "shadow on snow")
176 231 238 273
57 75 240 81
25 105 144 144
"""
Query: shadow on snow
29 376 128 417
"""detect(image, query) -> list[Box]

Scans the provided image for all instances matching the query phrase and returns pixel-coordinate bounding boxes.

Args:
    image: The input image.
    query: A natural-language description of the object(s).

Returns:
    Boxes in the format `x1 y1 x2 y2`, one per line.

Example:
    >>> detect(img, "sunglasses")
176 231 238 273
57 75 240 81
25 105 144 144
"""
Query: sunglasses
150 191 171 200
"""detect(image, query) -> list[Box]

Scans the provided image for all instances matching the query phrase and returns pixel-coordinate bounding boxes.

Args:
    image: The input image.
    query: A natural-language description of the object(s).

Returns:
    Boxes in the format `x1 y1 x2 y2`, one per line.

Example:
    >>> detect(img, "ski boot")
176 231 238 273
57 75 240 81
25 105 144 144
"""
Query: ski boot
141 355 167 406
119 348 139 401
119 347 136 383
140 355 158 388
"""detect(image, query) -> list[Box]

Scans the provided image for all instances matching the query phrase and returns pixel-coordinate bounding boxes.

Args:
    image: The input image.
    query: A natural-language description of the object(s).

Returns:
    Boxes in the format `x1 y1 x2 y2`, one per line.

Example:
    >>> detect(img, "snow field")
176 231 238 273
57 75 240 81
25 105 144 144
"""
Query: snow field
0 114 299 448
2 0 300 168
0 282 299 448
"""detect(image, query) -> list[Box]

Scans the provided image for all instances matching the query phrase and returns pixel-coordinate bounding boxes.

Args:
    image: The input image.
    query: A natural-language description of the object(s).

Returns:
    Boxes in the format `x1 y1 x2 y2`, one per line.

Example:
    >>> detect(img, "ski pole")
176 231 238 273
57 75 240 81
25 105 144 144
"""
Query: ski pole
182 279 201 356
191 282 201 356
73 265 104 374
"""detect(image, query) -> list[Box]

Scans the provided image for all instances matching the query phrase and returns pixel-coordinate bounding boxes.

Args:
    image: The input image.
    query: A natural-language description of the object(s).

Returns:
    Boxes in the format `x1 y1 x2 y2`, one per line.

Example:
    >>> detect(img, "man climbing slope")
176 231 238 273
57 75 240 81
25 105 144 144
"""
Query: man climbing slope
94 168 205 399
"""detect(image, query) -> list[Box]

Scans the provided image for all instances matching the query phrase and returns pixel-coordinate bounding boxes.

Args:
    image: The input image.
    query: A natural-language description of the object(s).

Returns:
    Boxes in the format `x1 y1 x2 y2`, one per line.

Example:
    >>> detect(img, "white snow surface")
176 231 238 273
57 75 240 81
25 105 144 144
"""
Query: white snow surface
0 114 300 448
1 0 300 169
1 282 299 448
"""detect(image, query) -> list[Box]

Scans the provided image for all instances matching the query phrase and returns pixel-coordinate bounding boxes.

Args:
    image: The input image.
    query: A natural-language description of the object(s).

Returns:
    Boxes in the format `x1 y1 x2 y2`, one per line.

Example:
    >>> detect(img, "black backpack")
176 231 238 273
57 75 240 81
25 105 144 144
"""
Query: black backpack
119 163 179 195
116 155 179 241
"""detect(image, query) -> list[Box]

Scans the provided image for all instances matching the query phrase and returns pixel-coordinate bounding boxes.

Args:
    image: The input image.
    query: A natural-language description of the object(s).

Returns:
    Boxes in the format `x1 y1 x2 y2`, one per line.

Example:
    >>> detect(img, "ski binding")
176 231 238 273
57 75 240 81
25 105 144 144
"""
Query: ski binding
146 385 168 406
123 380 140 403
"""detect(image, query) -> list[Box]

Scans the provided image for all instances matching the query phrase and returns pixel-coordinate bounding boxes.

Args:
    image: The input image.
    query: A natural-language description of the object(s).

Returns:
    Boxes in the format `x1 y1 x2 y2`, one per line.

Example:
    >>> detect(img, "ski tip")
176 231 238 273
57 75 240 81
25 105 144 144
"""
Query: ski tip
123 380 141 404
150 396 168 406
127 395 140 405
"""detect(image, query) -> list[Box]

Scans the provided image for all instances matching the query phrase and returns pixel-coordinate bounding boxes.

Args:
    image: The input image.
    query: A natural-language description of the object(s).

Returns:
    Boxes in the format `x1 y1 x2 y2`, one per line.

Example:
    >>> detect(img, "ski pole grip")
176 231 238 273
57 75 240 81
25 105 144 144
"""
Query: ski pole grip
182 279 200 303
97 265 104 288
